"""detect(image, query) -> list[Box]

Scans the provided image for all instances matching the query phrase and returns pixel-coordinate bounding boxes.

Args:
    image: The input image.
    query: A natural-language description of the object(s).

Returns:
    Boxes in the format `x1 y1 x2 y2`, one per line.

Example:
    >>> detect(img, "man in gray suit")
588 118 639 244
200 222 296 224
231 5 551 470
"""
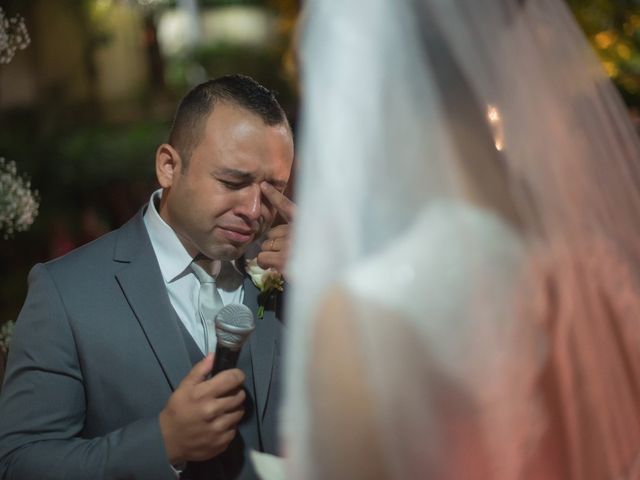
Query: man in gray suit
0 74 295 479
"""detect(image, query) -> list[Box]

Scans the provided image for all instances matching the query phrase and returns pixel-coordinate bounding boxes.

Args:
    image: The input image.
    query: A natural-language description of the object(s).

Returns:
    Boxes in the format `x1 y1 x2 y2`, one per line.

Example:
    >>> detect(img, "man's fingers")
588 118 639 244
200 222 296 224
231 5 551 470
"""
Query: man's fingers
197 368 246 398
263 224 288 239
183 353 214 385
203 388 247 421
261 182 295 223
261 225 289 251
212 408 246 432
257 251 285 272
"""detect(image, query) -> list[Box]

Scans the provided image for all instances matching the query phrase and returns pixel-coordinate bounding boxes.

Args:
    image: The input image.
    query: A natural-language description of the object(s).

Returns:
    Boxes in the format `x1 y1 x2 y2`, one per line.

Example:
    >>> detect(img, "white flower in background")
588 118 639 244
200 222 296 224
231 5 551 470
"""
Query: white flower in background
0 8 32 359
0 320 14 355
0 7 30 65
0 158 40 239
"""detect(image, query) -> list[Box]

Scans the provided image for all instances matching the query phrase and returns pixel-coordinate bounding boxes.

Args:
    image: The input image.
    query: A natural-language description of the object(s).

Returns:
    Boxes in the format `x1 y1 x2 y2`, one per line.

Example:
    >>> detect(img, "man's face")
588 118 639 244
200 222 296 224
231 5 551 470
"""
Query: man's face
159 102 294 261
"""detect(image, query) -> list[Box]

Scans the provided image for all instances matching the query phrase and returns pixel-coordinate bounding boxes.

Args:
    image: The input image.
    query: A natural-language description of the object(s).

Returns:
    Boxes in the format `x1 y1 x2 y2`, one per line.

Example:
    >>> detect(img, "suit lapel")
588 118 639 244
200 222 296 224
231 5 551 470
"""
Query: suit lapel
113 211 192 391
243 277 277 420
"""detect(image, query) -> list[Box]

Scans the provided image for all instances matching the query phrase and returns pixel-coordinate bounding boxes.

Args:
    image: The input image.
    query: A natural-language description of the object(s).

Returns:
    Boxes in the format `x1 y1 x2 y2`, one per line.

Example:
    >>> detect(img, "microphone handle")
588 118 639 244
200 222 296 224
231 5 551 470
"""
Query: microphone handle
210 345 241 377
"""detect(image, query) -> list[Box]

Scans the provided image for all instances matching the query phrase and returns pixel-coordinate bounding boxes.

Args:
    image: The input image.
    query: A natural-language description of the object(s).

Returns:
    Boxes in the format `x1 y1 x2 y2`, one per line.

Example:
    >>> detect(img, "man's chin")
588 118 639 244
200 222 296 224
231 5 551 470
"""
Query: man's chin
204 243 250 261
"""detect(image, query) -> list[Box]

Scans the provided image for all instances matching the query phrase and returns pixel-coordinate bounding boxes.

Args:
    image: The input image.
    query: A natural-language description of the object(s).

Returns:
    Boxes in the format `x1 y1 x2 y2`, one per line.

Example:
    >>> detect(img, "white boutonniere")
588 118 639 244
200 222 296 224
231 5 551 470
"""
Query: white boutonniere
245 258 284 319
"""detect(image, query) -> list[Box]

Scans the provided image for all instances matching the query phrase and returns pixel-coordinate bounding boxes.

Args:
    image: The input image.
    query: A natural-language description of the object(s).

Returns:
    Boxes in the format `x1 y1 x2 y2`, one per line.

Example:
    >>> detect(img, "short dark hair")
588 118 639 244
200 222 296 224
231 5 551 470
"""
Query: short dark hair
168 74 290 165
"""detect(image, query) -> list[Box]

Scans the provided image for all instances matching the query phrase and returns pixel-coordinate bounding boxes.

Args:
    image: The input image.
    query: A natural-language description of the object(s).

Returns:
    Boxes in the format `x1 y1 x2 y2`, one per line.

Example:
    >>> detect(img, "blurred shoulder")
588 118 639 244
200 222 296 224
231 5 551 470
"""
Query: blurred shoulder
344 201 523 305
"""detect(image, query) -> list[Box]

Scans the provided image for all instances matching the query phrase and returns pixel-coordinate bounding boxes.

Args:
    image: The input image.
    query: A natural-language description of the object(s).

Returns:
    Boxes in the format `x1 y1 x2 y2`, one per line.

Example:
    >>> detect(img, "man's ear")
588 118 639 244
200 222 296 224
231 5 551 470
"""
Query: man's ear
156 144 182 188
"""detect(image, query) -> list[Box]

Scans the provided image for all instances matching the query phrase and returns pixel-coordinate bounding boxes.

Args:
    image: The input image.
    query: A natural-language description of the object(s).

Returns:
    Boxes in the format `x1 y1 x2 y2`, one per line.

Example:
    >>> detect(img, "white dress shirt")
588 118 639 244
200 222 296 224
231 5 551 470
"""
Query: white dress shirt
143 189 245 354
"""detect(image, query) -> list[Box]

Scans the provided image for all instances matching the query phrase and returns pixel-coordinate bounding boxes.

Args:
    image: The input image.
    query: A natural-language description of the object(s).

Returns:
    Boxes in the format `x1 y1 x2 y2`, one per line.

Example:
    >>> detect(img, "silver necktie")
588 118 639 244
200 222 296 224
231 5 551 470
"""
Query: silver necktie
190 258 223 354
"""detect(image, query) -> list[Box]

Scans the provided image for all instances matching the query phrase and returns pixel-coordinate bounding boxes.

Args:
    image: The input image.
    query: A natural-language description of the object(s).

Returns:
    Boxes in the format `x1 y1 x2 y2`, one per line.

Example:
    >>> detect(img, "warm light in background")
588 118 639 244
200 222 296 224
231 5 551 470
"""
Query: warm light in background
157 6 276 56
487 104 505 152
570 1 640 102
603 61 620 78
594 30 615 49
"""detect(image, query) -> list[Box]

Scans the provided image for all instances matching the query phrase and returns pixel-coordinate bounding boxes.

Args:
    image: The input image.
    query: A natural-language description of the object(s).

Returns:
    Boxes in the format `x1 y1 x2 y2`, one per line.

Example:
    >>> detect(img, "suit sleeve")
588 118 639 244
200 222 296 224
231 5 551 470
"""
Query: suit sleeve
0 264 176 480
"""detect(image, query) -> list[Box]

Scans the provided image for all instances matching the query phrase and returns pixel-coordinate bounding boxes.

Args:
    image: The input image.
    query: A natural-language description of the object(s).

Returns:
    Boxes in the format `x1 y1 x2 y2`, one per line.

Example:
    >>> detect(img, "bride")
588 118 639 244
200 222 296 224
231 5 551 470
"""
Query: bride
283 0 640 478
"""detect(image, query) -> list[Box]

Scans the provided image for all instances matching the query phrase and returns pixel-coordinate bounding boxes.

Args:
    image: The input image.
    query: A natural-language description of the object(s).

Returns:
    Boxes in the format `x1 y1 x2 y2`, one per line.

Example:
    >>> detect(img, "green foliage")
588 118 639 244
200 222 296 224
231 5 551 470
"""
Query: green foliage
568 0 640 105
55 122 165 186
0 117 165 193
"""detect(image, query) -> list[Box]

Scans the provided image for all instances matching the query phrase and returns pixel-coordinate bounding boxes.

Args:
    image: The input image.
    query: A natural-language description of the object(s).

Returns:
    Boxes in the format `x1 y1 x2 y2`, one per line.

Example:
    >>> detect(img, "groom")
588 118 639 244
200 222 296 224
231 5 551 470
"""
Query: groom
0 74 295 479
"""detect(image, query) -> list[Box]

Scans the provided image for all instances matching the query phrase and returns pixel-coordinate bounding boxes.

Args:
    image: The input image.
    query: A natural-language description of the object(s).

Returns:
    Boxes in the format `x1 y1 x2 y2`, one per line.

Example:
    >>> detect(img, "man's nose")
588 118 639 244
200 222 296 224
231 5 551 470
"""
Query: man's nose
237 184 262 222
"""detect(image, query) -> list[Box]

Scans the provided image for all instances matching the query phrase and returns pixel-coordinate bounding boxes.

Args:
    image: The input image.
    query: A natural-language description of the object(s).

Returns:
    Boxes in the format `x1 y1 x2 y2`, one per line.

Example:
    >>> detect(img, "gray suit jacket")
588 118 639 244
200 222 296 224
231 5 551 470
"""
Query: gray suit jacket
0 208 283 479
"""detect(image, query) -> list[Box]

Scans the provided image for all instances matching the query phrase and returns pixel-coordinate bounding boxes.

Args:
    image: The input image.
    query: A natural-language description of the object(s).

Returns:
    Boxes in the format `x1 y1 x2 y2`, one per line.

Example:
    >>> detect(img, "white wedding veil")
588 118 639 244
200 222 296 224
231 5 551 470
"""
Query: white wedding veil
283 0 640 478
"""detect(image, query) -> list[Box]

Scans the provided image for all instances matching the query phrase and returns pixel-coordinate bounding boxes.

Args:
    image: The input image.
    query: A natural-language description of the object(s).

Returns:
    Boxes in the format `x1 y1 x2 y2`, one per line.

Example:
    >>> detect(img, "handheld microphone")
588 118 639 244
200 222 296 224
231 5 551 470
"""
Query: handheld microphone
210 304 256 377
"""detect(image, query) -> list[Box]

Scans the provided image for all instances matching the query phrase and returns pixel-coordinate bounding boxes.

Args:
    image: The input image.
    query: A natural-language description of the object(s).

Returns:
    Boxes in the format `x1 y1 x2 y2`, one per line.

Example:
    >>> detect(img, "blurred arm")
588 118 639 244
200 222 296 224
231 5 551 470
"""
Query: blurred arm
307 288 387 480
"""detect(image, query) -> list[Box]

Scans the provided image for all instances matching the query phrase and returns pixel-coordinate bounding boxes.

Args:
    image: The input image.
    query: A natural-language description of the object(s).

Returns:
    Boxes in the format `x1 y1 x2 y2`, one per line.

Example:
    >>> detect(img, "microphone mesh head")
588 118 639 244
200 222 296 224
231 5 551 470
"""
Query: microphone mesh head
214 304 256 349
